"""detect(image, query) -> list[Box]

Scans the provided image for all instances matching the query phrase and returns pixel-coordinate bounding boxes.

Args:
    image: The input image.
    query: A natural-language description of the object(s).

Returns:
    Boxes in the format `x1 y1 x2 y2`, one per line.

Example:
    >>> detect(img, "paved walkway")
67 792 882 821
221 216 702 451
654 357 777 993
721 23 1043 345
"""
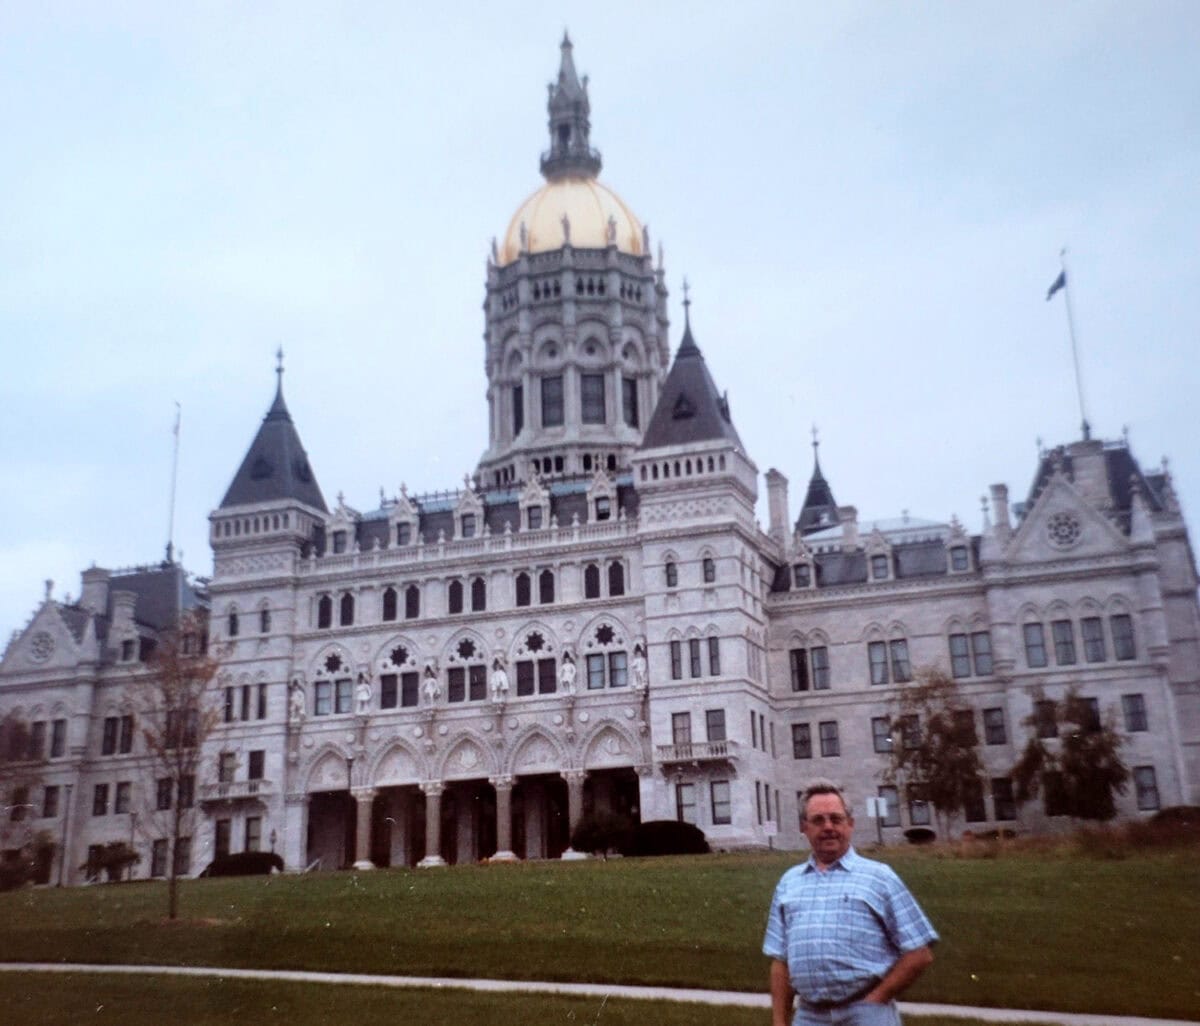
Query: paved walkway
1 963 1195 1026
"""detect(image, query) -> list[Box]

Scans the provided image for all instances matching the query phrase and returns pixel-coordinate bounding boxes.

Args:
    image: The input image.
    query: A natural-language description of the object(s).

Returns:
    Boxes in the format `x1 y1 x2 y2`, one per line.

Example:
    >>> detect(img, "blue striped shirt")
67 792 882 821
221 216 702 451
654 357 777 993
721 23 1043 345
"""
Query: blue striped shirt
762 847 938 1005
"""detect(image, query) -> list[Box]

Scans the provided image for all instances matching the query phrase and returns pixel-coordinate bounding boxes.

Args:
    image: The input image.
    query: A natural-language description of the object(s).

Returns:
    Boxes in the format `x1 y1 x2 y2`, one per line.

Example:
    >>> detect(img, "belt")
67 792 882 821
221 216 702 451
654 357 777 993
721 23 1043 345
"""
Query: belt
799 981 877 1011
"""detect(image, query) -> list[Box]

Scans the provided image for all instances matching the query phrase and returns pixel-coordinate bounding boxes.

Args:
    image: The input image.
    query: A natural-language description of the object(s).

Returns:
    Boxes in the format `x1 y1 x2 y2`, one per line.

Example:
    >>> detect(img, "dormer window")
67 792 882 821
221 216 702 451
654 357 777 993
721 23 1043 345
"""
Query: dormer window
528 507 543 530
950 546 969 572
461 514 477 539
332 531 347 554
396 523 411 546
793 563 811 588
120 639 136 662
870 555 890 580
595 496 611 522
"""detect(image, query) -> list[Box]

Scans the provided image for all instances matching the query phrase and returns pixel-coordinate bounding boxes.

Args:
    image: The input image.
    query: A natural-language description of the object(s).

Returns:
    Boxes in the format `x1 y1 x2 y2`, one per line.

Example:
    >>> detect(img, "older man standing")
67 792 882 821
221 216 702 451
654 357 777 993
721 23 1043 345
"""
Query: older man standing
763 780 938 1026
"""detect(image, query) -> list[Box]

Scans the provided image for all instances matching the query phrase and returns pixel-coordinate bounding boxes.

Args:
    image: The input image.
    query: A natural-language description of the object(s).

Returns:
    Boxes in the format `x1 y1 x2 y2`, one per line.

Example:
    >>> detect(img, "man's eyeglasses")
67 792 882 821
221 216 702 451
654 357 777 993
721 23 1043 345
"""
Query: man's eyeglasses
805 814 848 826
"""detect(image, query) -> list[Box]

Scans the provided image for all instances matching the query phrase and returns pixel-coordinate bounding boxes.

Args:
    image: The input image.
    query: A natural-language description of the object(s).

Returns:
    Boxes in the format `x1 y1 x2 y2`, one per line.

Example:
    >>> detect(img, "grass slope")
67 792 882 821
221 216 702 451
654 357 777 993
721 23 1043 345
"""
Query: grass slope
0 851 1196 1019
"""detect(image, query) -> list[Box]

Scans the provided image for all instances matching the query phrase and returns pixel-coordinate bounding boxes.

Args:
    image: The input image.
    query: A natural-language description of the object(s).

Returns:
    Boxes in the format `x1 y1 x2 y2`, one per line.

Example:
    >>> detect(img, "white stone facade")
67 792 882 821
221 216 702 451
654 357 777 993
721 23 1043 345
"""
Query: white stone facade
2 39 1198 884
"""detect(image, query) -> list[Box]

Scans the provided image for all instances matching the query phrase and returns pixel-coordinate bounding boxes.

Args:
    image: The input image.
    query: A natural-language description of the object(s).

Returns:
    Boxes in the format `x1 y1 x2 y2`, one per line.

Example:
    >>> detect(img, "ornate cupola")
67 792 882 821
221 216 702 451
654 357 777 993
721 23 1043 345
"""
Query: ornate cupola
540 32 602 181
476 35 671 491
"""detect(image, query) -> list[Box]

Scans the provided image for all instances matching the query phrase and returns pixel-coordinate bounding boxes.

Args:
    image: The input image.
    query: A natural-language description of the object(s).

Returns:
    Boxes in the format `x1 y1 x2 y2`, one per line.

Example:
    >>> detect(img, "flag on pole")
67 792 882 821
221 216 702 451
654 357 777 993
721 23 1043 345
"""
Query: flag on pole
1046 270 1066 301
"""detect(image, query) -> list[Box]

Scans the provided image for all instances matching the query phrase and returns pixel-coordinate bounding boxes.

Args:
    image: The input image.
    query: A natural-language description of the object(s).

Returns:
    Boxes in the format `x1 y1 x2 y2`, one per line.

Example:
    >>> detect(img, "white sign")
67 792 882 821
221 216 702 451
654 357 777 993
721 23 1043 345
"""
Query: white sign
864 796 889 820
763 820 778 837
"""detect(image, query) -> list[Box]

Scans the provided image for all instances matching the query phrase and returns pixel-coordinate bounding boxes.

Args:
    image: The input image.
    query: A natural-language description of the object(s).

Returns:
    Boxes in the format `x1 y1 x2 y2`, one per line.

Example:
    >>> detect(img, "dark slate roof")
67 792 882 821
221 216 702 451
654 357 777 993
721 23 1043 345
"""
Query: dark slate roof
814 551 867 587
639 317 742 451
795 452 839 536
109 564 197 630
895 540 949 579
1025 441 1163 534
220 380 328 512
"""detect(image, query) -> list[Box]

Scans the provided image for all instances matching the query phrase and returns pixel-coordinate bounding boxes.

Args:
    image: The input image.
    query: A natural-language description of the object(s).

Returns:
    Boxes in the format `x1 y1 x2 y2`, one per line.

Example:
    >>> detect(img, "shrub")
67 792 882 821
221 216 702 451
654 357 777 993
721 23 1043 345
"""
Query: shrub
200 851 284 878
629 820 709 856
570 811 635 856
904 827 936 845
81 842 140 883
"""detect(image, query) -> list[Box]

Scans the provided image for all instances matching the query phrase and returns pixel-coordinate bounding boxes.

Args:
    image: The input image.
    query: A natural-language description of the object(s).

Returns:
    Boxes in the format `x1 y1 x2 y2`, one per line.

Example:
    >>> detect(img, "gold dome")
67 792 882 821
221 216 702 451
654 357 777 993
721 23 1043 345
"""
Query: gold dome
500 177 643 265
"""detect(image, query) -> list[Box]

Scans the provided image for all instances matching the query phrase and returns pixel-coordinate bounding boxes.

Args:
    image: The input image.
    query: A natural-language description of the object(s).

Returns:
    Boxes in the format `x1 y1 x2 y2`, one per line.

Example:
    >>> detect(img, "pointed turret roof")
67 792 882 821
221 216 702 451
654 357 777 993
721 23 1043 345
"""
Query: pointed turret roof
795 430 839 535
220 353 328 512
539 31 602 181
639 297 742 450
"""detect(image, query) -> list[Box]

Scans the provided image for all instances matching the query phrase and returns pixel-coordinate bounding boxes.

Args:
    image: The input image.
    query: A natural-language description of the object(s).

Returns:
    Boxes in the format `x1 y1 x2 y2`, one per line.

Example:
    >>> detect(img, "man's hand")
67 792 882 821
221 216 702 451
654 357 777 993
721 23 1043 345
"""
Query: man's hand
863 946 934 1003
769 959 794 1026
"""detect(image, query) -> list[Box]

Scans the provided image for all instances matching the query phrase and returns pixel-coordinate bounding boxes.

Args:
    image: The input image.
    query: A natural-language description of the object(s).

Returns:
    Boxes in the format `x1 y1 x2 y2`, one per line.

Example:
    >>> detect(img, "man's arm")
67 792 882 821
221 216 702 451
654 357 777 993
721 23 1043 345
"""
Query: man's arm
769 958 794 1026
863 945 933 1004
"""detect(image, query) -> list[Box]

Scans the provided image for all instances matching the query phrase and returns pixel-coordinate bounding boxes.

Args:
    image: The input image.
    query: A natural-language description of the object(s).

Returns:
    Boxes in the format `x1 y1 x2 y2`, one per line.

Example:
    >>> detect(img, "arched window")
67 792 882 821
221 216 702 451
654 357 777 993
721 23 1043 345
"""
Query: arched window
584 564 601 599
259 607 271 633
448 579 464 615
382 587 398 622
227 610 240 637
404 585 420 620
317 595 332 630
703 557 716 584
471 577 487 612
339 593 355 626
539 569 555 604
608 561 625 596
665 562 678 588
515 572 532 607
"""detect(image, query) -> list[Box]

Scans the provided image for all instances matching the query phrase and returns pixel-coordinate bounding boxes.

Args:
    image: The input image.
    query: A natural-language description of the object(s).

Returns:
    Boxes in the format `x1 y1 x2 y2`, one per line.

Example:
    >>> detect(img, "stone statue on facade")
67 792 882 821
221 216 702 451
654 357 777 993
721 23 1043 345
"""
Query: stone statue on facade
423 664 441 704
559 651 577 695
355 673 372 714
288 680 305 726
490 656 509 703
632 643 648 691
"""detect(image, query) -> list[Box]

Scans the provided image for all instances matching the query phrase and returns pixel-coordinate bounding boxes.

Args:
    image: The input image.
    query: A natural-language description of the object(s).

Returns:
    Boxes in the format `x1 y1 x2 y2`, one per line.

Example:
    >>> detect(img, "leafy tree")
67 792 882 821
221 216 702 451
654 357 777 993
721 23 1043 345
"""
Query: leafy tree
126 610 220 918
0 713 51 888
1012 686 1129 822
881 669 984 837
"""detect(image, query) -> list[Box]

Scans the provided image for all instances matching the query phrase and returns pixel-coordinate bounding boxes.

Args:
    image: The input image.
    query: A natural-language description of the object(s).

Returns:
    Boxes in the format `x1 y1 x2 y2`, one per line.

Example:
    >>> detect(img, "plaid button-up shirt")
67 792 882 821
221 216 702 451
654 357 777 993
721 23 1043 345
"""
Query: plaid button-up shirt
762 846 938 1005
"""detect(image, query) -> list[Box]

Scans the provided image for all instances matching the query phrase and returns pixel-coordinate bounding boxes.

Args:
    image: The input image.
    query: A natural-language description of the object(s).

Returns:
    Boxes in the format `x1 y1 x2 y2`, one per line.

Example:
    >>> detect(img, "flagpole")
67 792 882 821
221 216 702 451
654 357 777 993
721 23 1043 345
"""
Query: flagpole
1059 249 1090 440
166 402 181 564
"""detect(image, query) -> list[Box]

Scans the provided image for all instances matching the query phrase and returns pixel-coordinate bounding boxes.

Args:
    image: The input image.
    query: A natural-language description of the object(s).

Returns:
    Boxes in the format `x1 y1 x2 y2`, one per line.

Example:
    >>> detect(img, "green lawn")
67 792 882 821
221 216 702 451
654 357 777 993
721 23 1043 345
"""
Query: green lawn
1 850 1197 1020
0 972 1041 1026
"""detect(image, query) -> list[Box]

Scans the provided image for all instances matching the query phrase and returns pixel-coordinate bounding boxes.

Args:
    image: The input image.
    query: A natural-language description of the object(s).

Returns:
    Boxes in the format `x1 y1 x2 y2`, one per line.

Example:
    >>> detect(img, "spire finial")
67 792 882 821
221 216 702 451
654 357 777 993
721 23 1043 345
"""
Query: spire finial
682 277 691 322
275 346 284 384
811 424 819 452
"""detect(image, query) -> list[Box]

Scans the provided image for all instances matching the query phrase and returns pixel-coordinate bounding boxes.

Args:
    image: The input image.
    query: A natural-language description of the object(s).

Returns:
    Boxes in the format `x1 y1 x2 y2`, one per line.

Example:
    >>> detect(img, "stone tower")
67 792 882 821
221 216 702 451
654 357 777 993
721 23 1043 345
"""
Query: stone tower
476 34 671 488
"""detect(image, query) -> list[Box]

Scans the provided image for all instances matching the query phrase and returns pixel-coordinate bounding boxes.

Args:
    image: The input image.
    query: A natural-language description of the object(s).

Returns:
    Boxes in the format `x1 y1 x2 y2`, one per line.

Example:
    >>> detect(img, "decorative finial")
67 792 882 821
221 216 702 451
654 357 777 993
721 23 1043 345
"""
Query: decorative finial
1035 435 1043 457
491 237 499 263
1122 424 1130 446
400 482 408 498
44 579 53 601
606 214 616 245
519 221 528 252
811 424 819 452
561 212 571 244
682 277 691 327
275 346 284 383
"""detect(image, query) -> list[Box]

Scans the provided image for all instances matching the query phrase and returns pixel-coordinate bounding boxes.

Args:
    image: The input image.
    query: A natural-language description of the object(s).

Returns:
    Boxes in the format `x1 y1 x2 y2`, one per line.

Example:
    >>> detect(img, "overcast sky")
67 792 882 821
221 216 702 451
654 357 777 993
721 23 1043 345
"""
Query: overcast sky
2 1 1198 642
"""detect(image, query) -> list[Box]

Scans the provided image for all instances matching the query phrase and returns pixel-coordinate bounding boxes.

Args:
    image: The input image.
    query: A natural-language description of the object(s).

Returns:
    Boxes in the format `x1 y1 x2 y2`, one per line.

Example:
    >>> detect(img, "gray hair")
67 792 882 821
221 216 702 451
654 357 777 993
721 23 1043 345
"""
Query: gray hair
799 778 853 821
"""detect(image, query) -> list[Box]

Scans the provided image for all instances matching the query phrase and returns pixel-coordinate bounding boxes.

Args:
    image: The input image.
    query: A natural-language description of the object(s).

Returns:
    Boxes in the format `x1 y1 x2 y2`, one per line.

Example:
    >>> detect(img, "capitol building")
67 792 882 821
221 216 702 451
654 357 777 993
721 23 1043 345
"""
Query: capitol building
3 37 1198 882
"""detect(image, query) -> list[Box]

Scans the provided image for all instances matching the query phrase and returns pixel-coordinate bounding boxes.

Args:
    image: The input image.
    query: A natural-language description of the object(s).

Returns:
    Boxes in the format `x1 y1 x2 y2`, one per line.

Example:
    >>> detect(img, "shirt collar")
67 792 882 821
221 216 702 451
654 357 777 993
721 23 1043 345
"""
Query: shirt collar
801 844 859 873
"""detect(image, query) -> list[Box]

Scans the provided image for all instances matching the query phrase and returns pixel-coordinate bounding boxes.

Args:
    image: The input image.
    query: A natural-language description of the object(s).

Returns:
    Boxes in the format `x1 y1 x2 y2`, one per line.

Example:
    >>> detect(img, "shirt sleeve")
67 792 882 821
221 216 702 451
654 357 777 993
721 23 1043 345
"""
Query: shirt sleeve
881 869 939 952
762 879 788 960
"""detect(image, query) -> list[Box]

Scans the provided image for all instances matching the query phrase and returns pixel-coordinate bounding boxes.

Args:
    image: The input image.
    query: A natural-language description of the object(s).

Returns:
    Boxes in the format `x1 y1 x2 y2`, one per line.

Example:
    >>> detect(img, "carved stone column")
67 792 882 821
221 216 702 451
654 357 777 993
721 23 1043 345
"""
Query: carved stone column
351 787 376 870
418 782 446 868
561 769 587 859
283 791 309 872
490 775 517 861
